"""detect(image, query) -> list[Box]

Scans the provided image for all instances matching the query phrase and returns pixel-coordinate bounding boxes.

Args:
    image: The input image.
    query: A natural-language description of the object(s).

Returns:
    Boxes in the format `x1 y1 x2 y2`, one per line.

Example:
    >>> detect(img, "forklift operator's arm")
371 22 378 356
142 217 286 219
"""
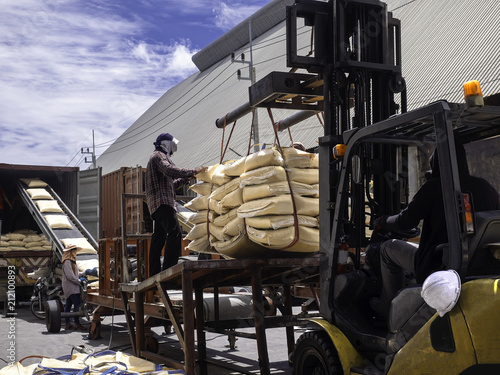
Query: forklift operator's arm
379 179 439 233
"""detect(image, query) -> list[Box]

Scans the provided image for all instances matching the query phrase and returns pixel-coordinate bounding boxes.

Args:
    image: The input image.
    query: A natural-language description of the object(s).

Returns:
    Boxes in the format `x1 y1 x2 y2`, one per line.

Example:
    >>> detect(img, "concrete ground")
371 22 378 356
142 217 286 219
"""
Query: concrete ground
0 301 308 374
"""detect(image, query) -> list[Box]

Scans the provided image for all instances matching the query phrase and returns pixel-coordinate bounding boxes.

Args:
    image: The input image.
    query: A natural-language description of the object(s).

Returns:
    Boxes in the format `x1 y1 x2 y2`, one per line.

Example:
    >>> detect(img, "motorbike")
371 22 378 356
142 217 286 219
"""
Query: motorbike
45 276 93 333
30 275 65 319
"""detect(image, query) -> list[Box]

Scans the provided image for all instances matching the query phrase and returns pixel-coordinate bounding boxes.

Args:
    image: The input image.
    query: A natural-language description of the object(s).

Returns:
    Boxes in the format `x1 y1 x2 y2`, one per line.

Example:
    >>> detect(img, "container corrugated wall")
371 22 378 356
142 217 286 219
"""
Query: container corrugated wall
101 166 150 239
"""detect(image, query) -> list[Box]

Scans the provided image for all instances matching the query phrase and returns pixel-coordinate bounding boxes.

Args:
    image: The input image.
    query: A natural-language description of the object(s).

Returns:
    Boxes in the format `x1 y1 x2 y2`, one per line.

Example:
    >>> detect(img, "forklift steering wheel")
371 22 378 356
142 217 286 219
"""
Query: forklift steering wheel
375 226 420 241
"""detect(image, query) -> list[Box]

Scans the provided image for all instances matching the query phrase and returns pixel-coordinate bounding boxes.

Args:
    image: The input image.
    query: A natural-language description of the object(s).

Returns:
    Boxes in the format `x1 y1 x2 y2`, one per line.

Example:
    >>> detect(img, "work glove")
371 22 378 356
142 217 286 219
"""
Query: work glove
372 215 388 231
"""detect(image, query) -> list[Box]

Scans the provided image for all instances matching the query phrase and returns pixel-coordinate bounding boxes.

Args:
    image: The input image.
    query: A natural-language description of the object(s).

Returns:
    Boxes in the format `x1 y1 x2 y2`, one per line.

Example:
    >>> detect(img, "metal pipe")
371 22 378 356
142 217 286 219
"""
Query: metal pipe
215 102 253 128
274 110 316 131
216 104 318 131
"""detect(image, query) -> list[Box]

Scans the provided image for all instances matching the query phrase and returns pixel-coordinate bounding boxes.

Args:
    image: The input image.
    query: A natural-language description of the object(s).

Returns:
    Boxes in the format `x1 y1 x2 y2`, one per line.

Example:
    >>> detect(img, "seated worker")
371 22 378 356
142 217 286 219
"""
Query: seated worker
371 143 500 318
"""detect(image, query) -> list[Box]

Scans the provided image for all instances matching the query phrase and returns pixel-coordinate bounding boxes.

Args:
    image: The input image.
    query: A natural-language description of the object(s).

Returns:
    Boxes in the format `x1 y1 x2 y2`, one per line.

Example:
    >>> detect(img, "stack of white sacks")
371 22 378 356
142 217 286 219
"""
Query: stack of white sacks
0 230 52 251
184 147 320 258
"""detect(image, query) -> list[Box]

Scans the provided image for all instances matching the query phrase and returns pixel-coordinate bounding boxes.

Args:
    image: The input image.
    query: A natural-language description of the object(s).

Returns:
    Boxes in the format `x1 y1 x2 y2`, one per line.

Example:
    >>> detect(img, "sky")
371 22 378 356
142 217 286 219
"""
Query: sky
0 0 272 168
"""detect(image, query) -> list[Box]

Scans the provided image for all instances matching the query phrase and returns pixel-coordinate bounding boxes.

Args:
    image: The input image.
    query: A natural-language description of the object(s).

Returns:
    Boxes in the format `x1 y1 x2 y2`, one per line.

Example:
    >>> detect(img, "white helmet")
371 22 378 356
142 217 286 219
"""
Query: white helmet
421 270 461 317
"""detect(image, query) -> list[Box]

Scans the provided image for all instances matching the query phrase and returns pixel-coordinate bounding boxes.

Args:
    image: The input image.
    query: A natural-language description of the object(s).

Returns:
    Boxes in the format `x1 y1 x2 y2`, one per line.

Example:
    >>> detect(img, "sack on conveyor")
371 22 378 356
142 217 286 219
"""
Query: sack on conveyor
61 238 97 255
35 200 63 213
20 177 48 188
237 194 319 218
26 188 52 200
246 225 319 253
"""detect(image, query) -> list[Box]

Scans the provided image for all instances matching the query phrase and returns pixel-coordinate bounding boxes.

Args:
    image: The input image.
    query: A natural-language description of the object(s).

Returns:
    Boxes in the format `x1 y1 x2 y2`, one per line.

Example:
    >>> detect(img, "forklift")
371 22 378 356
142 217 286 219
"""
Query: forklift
244 0 500 373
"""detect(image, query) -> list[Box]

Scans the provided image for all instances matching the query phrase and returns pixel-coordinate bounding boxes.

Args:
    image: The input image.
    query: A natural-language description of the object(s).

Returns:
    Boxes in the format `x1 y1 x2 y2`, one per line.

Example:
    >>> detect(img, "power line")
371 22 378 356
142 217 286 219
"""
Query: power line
391 0 418 12
76 25 311 158
90 27 310 150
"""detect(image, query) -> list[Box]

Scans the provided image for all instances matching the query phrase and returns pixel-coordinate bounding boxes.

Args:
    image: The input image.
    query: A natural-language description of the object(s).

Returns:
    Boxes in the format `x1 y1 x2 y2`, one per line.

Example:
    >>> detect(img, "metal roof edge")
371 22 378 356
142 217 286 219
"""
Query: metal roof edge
192 0 296 71
0 163 80 172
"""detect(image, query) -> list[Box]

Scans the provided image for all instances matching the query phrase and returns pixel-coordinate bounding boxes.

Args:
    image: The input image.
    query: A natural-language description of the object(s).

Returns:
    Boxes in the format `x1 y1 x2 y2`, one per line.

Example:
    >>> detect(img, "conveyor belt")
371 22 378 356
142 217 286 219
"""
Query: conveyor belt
17 180 98 263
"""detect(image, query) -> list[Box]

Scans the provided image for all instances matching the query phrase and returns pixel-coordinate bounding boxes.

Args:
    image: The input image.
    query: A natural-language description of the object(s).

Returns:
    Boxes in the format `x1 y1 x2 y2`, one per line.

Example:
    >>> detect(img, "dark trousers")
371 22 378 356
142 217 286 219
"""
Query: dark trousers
379 239 418 310
65 293 81 325
150 204 182 276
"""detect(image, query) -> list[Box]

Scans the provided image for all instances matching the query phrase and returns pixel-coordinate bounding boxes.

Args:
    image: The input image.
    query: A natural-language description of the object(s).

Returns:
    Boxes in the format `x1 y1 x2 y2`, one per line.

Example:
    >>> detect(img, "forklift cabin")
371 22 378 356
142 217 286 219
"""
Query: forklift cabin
305 99 500 374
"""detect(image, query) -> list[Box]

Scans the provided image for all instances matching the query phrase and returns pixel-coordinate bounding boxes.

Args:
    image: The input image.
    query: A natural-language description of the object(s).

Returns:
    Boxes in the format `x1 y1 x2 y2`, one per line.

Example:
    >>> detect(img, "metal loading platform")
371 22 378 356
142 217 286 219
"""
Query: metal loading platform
120 257 320 375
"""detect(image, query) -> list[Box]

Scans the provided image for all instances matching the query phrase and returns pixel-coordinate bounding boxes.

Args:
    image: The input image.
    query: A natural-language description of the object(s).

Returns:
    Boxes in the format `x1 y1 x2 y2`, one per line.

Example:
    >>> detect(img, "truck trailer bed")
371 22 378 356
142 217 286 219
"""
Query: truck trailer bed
119 256 321 375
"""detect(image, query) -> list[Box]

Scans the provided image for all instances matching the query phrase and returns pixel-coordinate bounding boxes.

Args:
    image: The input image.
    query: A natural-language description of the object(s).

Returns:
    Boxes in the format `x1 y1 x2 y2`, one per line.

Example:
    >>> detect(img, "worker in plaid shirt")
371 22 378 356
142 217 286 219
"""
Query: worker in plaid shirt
145 133 207 276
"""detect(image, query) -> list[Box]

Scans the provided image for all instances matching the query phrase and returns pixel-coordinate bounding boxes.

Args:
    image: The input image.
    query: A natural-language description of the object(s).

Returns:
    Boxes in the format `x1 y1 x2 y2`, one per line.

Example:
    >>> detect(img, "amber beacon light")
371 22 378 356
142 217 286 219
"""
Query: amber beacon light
463 80 484 107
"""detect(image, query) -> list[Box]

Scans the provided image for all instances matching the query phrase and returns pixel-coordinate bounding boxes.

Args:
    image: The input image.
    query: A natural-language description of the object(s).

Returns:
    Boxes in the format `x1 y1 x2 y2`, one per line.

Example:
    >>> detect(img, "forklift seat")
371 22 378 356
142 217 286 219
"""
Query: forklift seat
387 286 435 352
388 287 423 333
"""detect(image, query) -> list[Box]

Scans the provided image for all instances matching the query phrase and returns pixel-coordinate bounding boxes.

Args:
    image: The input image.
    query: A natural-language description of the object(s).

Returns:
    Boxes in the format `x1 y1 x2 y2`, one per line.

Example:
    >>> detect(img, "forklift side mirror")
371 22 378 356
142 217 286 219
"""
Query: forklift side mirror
352 155 362 184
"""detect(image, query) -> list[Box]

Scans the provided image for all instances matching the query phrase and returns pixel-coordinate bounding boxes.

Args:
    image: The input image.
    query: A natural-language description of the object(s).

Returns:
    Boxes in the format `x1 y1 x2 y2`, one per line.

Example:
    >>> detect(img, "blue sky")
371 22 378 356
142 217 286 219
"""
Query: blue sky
0 0 271 168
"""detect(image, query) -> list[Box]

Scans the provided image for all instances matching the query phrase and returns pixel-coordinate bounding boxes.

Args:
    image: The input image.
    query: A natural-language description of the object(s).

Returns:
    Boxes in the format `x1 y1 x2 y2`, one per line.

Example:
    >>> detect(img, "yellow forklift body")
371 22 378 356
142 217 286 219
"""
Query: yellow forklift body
308 318 365 374
388 278 500 374
459 278 500 364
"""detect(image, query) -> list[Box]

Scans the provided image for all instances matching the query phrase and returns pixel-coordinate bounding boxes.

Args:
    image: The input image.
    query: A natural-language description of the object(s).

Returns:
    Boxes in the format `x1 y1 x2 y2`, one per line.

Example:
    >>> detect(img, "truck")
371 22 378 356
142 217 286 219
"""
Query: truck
225 0 500 373
0 164 100 310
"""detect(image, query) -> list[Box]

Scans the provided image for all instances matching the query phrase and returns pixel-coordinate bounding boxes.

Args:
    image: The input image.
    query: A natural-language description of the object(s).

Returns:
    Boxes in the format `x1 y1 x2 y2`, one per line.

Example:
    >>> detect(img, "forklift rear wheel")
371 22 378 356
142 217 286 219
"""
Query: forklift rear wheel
45 300 62 333
292 330 342 375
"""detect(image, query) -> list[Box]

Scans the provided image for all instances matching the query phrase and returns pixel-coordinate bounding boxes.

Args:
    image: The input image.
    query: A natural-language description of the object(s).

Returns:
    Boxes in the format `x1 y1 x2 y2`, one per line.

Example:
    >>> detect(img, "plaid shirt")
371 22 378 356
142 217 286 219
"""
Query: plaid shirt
145 151 197 215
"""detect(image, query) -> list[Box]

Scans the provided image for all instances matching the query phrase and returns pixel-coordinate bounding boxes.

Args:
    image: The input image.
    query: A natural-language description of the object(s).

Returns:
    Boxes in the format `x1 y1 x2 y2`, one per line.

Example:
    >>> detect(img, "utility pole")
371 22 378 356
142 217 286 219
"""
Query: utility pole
81 130 97 169
249 20 260 152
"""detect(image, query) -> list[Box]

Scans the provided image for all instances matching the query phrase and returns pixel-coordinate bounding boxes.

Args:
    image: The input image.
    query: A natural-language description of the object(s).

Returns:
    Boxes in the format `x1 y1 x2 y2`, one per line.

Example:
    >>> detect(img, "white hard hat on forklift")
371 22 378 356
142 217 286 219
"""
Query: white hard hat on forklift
421 270 461 317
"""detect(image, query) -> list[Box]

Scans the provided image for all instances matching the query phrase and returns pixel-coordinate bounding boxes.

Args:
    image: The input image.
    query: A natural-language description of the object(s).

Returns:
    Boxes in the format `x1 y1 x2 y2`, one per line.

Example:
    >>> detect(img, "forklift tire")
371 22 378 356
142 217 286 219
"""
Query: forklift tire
292 330 342 375
45 300 62 333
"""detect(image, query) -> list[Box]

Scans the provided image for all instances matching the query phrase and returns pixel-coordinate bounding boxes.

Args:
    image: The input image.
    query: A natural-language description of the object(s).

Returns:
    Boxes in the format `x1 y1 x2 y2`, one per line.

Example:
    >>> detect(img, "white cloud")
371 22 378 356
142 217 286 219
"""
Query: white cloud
0 0 199 167
213 2 263 31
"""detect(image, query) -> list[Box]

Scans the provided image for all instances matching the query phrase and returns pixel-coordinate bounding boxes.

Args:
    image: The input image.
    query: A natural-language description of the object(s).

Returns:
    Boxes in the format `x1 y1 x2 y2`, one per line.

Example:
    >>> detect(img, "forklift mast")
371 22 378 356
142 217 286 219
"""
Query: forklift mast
286 0 405 321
